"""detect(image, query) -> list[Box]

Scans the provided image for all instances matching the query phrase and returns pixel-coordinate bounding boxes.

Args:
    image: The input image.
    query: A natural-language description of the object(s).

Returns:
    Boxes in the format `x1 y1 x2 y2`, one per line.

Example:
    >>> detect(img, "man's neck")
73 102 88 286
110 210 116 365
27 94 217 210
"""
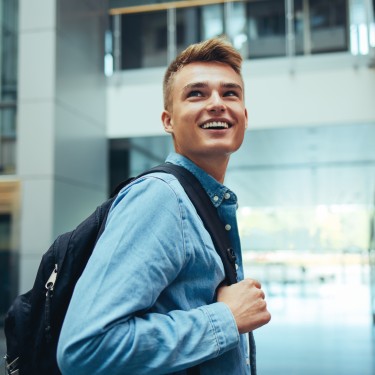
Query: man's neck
186 154 229 184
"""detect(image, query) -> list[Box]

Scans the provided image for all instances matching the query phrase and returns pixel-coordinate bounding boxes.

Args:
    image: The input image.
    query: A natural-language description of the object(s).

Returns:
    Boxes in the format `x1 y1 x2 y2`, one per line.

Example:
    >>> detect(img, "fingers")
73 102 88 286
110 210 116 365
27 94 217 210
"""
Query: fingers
216 276 271 333
242 278 261 289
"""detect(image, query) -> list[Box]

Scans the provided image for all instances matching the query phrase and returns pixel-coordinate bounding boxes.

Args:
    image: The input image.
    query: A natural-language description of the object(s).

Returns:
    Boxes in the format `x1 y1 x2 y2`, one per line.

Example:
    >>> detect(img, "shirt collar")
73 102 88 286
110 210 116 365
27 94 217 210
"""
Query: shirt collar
166 152 237 208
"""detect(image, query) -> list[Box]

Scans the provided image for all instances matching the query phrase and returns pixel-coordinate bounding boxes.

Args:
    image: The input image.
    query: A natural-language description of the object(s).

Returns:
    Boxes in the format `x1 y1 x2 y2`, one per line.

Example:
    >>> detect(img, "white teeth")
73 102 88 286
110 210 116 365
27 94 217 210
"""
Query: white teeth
201 121 229 129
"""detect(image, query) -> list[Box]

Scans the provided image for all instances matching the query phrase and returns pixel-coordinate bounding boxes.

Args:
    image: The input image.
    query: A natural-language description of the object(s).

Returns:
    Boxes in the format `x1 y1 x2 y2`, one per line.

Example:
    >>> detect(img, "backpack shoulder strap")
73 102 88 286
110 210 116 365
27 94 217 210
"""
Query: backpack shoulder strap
149 163 257 375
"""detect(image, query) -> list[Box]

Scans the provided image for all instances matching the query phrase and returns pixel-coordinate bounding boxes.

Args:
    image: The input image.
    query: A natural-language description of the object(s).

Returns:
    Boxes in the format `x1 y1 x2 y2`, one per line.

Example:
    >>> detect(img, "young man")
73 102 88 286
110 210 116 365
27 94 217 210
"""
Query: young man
57 38 270 375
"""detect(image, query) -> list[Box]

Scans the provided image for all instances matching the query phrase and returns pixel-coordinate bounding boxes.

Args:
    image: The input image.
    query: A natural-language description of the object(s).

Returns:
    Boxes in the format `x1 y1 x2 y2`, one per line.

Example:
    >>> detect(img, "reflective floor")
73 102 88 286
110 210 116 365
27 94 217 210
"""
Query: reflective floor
250 262 375 375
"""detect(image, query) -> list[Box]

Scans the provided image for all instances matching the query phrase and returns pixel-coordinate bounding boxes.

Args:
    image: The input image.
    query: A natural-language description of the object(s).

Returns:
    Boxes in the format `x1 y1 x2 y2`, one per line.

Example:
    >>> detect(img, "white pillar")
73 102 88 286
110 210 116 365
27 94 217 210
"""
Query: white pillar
17 0 107 293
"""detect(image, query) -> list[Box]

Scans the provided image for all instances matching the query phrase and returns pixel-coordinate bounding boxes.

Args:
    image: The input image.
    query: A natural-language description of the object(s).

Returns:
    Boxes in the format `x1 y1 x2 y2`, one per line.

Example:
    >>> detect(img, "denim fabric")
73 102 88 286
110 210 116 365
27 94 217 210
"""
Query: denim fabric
57 152 250 375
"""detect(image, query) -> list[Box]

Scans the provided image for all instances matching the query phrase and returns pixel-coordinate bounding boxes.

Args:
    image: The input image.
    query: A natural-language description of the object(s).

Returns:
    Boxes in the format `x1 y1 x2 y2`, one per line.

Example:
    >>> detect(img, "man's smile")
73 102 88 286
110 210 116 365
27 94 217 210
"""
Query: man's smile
200 120 233 129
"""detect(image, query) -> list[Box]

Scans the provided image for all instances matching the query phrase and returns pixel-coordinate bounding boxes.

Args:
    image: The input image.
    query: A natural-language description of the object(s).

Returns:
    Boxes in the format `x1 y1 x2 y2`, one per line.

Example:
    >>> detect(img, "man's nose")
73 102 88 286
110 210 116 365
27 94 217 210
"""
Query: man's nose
207 92 226 113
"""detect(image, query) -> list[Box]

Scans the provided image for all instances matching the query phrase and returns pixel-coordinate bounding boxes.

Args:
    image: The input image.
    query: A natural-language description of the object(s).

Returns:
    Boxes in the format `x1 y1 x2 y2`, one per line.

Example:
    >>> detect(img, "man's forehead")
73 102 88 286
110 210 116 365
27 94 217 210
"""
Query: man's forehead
174 61 243 89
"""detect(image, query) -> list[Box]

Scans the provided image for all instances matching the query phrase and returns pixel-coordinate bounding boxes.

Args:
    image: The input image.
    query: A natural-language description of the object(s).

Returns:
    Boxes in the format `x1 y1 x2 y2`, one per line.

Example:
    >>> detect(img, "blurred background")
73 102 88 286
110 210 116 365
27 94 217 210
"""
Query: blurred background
1 0 374 374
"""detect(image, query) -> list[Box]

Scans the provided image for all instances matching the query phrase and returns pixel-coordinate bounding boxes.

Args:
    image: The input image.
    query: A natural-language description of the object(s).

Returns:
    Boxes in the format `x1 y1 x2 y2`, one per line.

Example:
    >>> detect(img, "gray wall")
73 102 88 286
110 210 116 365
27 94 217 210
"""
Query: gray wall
17 0 107 292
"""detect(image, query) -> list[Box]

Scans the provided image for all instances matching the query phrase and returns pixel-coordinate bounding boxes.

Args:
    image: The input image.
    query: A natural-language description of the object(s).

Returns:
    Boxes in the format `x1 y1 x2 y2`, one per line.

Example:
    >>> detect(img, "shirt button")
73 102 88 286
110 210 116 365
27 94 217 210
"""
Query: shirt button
224 192 231 199
235 263 239 270
225 224 231 231
213 195 219 202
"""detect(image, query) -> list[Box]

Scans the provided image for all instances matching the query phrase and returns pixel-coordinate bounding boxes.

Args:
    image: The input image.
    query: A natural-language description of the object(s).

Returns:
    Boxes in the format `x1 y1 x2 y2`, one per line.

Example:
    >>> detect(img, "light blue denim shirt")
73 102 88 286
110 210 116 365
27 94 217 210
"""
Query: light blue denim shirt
57 152 250 375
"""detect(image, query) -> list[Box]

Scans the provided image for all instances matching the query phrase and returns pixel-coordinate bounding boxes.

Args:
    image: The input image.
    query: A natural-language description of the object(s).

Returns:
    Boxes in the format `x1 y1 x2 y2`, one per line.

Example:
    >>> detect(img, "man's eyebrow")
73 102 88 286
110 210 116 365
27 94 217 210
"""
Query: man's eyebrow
182 81 243 92
182 82 209 92
220 82 243 91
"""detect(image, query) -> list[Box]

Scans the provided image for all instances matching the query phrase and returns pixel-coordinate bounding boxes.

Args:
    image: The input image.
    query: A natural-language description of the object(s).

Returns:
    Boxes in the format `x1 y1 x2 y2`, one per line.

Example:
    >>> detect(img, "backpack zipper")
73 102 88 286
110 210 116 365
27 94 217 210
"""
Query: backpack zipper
45 264 58 343
45 264 58 293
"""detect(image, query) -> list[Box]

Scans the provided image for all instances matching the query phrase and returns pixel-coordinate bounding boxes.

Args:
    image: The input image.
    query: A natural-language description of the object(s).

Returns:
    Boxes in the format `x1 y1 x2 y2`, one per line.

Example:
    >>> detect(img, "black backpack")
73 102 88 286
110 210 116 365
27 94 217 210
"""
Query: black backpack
3 163 256 375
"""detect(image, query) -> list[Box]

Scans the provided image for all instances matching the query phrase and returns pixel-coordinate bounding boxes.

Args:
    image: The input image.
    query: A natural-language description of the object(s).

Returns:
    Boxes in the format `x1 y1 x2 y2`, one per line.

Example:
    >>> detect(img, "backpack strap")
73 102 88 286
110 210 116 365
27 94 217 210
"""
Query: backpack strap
148 163 257 375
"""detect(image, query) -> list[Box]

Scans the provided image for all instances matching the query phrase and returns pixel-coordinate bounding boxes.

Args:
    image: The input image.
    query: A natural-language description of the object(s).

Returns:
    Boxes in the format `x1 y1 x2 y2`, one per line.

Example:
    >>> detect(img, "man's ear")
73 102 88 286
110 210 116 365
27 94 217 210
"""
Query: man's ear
161 110 173 134
244 108 248 129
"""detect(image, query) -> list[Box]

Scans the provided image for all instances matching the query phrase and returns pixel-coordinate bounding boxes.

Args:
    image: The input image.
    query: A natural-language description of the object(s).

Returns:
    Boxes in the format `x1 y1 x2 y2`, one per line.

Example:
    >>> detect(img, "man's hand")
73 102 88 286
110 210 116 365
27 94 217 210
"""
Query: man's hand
217 278 271 334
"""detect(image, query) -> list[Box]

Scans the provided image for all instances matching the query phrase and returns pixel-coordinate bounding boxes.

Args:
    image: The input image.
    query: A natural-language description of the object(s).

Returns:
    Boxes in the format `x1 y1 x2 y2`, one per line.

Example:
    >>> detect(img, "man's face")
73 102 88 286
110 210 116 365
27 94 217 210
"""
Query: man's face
162 61 248 165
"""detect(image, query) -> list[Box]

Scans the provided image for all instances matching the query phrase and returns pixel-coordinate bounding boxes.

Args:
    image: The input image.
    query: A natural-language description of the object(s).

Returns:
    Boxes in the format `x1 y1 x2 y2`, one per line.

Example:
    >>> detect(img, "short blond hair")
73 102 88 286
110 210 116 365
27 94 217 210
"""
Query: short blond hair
163 37 243 111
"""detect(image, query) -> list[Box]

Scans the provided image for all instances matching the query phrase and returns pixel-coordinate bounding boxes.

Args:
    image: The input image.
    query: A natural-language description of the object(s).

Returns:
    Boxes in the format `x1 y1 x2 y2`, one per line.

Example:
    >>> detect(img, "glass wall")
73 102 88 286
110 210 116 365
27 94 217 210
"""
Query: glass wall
0 0 18 174
110 136 173 193
295 0 348 54
120 10 168 69
176 4 225 55
229 0 287 58
109 0 357 70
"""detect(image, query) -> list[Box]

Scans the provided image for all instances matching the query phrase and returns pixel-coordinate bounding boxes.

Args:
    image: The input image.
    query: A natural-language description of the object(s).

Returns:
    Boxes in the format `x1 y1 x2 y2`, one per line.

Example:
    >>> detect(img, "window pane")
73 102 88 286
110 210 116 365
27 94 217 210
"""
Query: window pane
201 4 224 40
245 0 286 58
176 7 202 53
227 2 249 56
310 0 348 53
109 136 173 192
121 10 168 69
176 4 224 55
295 0 348 55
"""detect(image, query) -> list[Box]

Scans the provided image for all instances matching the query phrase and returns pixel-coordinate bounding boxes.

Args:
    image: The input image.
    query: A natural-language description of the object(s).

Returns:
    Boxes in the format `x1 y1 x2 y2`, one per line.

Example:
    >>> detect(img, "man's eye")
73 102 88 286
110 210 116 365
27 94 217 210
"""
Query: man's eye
224 91 239 97
187 90 203 98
